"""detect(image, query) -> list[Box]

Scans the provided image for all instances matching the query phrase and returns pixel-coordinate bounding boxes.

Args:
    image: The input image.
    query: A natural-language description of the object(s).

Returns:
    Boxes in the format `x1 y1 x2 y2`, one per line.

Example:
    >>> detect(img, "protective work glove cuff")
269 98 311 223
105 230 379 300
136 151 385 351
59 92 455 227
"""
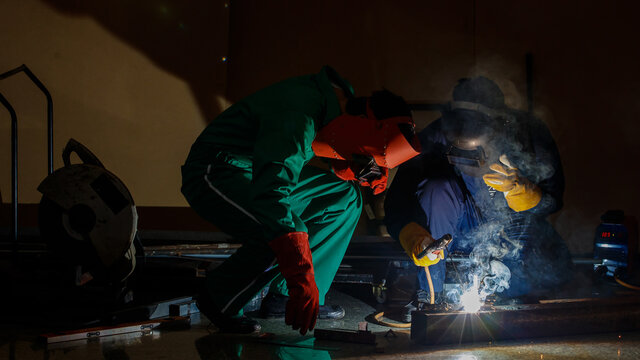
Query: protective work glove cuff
331 160 358 182
269 232 314 276
505 181 542 212
332 160 389 195
398 222 443 267
359 167 389 195
268 232 319 335
482 159 542 212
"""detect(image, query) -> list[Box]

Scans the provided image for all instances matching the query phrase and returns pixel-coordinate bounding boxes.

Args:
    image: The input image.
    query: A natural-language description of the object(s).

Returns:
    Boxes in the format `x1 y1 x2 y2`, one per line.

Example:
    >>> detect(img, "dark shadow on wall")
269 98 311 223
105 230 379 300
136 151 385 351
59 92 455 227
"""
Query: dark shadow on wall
41 0 230 122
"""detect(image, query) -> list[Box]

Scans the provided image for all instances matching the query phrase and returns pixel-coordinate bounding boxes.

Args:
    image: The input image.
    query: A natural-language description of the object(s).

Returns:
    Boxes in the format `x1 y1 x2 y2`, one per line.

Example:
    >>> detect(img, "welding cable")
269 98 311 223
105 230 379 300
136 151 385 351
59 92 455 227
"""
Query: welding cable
369 262 435 328
614 274 640 291
372 311 411 328
424 266 435 305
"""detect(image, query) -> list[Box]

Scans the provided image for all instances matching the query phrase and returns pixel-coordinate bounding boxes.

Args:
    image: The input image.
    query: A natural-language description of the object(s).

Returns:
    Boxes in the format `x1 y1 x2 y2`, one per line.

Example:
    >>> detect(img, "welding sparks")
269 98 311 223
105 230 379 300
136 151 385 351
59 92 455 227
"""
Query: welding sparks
460 275 484 313
460 289 483 313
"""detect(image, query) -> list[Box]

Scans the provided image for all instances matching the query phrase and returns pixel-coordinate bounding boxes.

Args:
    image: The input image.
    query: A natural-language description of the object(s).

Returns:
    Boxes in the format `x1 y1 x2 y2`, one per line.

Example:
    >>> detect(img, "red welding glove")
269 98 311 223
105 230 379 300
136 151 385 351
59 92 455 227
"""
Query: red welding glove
269 232 319 335
358 166 389 195
331 160 389 195
331 160 358 181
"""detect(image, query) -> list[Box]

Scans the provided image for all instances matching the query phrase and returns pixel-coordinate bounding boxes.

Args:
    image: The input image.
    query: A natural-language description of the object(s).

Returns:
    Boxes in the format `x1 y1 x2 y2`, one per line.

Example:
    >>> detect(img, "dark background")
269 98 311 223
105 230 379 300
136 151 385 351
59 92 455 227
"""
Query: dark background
1 0 639 255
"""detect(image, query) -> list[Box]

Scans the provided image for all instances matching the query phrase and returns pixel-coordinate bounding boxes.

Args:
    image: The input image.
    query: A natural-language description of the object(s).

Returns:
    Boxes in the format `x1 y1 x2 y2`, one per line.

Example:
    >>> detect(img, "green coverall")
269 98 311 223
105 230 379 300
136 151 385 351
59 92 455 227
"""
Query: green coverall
181 66 363 316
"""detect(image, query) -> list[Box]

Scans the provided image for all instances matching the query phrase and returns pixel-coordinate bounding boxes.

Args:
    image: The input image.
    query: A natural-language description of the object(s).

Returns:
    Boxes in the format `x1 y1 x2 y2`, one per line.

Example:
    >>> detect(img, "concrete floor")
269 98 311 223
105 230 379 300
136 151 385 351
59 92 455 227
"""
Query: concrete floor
4 287 640 360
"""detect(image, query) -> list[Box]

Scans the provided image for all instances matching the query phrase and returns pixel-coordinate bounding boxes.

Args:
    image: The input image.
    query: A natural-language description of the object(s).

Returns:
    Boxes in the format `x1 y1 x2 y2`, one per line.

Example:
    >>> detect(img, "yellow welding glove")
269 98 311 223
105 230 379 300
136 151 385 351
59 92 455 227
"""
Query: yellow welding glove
398 222 444 267
483 155 542 212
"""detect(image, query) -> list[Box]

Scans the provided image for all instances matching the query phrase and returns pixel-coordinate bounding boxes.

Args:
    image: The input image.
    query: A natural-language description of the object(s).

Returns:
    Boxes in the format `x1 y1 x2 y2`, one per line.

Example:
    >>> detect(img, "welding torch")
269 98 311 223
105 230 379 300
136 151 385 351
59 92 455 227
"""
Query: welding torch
417 233 453 260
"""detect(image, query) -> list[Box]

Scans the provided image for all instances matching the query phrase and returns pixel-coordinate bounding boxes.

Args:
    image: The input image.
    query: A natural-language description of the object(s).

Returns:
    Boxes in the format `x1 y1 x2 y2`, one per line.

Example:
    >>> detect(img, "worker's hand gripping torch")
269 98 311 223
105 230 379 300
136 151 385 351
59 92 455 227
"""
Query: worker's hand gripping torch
398 225 453 306
399 222 452 267
417 234 453 261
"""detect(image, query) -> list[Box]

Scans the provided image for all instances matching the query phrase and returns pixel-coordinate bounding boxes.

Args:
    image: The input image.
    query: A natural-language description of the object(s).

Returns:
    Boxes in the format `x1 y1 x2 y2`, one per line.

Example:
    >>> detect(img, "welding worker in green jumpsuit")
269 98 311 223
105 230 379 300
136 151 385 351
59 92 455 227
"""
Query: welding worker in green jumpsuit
181 66 421 334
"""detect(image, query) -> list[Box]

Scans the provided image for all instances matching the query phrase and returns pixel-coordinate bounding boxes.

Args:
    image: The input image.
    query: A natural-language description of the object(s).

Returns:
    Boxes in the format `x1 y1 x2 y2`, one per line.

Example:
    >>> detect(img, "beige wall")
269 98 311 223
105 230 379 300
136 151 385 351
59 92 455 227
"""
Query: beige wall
2 0 639 254
0 0 229 206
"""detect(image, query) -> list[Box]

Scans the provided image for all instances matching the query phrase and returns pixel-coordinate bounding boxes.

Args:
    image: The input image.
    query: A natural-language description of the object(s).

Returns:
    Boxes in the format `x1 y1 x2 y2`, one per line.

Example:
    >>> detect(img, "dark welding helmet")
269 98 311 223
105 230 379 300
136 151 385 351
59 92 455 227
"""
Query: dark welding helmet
442 77 514 176
442 109 499 175
312 90 421 169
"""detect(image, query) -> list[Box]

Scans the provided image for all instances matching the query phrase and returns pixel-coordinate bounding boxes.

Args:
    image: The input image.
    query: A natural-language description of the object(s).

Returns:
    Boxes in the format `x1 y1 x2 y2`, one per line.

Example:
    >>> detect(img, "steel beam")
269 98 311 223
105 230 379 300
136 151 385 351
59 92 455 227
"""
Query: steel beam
411 296 640 345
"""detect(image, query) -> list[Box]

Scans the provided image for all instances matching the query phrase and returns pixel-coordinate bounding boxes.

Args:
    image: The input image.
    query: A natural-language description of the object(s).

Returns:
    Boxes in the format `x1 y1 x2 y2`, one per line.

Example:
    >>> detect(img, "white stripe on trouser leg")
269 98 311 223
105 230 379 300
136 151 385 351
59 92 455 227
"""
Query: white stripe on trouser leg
204 164 271 313
204 164 261 224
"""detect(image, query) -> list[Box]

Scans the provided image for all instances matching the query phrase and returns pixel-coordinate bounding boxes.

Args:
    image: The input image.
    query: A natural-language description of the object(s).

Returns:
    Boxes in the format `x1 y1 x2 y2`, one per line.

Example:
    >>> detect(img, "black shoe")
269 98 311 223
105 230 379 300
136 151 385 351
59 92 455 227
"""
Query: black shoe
401 301 418 323
259 293 287 319
319 304 345 320
401 290 442 323
196 290 261 334
259 293 346 320
416 289 430 304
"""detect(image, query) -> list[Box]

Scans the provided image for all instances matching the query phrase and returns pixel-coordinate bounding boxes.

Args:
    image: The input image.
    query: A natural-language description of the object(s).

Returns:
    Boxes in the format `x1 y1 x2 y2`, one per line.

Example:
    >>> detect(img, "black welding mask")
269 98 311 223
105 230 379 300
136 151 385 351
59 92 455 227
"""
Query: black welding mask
442 77 515 177
442 109 499 177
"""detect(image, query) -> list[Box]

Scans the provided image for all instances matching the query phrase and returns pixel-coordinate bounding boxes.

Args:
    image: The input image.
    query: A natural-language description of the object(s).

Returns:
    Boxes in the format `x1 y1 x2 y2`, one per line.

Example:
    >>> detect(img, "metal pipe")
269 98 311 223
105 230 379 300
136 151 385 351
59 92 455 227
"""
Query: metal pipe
0 64 54 175
0 92 18 253
0 65 27 79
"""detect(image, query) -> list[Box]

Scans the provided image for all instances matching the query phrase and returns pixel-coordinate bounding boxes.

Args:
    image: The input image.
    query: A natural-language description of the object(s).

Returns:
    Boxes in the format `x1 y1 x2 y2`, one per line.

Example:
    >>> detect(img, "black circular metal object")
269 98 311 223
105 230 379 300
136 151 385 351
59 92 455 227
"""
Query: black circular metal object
67 203 96 235
37 139 138 285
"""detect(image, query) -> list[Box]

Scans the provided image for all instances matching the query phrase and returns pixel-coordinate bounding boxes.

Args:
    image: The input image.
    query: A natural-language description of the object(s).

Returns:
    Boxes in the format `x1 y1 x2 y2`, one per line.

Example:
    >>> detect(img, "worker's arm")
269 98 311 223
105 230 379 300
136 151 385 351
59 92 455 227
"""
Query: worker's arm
383 155 426 240
251 111 316 239
383 121 448 240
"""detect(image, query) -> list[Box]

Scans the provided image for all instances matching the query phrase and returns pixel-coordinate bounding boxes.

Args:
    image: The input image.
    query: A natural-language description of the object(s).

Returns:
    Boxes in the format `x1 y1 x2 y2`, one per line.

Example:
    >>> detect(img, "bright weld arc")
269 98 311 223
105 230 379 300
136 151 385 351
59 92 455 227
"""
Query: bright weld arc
460 274 484 313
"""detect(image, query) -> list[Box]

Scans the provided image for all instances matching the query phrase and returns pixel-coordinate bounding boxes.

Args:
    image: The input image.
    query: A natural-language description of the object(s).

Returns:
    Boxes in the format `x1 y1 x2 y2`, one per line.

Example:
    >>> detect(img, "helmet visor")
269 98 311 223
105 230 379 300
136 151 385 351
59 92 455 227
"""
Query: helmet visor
446 145 487 168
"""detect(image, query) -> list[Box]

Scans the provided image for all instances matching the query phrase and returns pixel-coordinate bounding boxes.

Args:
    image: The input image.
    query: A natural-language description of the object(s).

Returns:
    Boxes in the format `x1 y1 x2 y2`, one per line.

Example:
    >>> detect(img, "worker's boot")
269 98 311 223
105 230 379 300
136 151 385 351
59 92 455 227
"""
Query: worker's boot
401 289 428 323
259 293 345 319
196 288 261 334
402 289 444 323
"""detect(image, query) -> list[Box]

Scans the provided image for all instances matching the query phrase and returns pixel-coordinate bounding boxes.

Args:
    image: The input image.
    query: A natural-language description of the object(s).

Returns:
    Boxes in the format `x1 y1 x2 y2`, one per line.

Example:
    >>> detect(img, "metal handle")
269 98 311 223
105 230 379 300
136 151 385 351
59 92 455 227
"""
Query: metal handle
62 138 105 168
0 92 18 253
0 64 54 175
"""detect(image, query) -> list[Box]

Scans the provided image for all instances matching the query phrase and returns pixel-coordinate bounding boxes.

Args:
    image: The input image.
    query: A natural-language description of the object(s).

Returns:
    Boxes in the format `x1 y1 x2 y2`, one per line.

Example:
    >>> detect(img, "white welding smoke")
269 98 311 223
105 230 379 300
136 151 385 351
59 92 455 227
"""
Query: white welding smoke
447 222 522 305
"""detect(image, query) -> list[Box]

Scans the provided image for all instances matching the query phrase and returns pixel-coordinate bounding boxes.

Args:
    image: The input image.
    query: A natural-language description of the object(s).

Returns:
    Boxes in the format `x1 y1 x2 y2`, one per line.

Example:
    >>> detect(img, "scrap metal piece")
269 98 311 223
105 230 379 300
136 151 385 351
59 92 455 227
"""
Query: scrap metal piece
411 296 640 345
40 316 190 344
169 299 200 317
314 328 377 345
143 243 241 258
106 296 199 322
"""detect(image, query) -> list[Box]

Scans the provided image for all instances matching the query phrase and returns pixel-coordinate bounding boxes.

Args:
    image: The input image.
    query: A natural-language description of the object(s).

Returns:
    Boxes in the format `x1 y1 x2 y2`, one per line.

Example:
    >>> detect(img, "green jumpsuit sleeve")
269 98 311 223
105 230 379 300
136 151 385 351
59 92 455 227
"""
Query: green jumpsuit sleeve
251 111 317 239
